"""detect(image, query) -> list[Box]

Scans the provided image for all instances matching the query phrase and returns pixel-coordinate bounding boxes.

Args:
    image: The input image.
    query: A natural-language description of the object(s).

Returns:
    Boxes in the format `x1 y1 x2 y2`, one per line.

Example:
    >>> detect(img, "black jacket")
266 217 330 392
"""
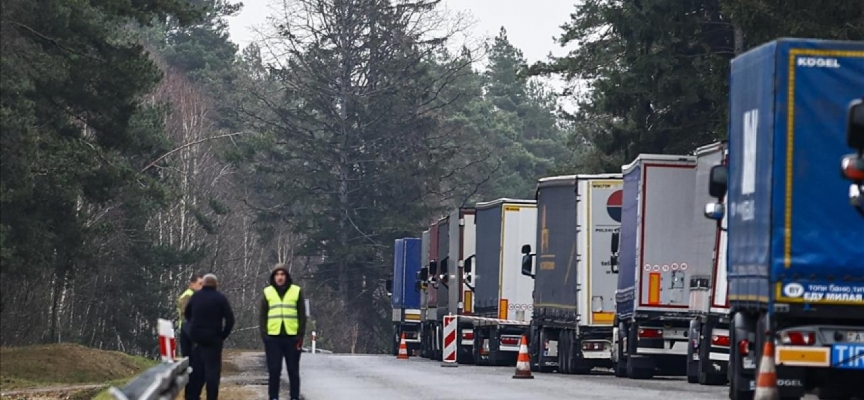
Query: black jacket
259 266 307 338
185 286 235 347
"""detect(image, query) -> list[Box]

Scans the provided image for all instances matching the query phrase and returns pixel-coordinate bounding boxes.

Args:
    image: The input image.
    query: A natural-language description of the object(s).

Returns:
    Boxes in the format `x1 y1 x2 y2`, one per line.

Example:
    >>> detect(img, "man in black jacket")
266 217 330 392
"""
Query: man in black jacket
261 264 307 400
185 273 235 400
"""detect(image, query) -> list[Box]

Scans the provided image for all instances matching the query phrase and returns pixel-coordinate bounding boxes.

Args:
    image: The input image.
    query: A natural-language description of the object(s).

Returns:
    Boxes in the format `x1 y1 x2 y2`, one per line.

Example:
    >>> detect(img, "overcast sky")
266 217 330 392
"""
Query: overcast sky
225 0 578 64
225 0 580 110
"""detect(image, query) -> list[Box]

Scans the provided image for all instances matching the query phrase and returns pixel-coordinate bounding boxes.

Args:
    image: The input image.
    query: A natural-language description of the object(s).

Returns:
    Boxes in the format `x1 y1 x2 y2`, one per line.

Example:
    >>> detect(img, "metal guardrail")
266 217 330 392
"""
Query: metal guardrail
108 357 190 400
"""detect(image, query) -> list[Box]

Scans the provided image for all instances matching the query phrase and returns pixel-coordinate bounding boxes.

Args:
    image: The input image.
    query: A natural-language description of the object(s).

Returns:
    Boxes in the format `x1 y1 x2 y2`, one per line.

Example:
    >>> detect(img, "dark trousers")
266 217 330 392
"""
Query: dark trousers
185 344 223 400
180 323 193 358
265 335 301 400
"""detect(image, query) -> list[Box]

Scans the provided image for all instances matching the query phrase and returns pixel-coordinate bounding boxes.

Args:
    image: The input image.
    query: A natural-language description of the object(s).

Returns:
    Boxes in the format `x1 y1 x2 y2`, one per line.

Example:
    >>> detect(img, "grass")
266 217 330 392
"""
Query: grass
0 344 255 400
0 343 156 391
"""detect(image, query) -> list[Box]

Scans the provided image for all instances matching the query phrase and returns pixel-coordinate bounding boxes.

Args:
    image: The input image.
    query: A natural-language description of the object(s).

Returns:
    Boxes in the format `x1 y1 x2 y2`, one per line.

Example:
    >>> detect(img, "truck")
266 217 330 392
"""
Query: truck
417 230 431 357
434 208 477 364
705 38 864 400
387 238 423 355
611 154 717 379
465 198 536 366
685 142 731 386
418 222 440 359
522 174 623 374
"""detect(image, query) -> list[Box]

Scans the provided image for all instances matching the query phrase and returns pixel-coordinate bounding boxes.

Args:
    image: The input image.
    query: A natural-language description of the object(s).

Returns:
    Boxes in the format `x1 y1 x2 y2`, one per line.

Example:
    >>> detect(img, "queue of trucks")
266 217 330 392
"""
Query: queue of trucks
388 38 863 400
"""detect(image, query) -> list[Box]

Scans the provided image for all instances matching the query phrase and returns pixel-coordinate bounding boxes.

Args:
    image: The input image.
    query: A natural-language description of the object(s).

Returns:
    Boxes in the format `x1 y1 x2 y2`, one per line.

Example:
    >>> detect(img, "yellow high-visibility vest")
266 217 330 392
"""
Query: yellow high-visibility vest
264 285 301 336
177 288 194 329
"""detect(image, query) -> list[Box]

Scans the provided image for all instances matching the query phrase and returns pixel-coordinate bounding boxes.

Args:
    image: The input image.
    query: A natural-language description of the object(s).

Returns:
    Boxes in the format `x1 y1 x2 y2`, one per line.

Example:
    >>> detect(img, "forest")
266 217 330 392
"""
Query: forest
1 0 862 355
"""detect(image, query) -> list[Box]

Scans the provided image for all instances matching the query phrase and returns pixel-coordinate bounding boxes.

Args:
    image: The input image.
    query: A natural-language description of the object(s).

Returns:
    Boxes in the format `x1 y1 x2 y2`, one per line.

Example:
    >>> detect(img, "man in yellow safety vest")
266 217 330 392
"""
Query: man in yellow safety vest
260 263 306 400
178 273 203 357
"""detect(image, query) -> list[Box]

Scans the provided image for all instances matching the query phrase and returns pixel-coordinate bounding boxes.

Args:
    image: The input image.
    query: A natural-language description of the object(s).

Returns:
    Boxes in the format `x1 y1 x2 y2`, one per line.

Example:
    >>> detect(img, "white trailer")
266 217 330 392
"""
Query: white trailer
612 154 716 379
469 199 536 366
686 142 731 386
523 175 623 374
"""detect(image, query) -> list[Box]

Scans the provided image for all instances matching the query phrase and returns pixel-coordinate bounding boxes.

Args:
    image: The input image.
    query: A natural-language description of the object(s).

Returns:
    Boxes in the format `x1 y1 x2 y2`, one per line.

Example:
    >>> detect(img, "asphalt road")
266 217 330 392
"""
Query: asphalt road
298 354 734 400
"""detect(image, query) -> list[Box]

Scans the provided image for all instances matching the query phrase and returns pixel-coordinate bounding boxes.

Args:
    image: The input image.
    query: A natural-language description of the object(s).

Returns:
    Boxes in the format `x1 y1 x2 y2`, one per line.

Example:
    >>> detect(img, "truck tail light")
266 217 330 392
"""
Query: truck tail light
462 331 474 341
638 328 663 338
779 330 816 346
738 339 750 356
582 342 605 351
711 334 730 347
500 336 519 346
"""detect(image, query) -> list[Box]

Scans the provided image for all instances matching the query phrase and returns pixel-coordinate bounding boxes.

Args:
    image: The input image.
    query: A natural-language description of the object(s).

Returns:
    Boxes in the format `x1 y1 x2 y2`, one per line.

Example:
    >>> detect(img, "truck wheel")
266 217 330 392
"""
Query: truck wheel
699 371 727 386
626 355 655 379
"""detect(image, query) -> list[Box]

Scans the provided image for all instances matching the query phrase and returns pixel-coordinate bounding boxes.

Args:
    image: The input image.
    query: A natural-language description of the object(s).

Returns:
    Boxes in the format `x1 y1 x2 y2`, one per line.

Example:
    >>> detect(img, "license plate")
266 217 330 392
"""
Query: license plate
743 357 756 369
831 343 864 370
846 331 864 343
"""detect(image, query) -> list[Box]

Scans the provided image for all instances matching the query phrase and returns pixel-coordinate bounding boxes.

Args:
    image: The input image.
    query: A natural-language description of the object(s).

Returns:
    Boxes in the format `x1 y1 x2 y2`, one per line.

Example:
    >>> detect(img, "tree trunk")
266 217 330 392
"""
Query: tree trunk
733 22 745 56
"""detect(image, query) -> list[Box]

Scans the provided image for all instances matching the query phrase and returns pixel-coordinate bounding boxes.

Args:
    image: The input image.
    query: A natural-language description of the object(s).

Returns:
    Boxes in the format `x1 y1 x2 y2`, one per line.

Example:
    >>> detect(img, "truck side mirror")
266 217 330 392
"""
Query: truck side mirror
429 261 437 277
419 267 428 281
385 278 393 295
521 244 531 254
609 232 619 274
847 98 864 151
841 155 864 182
709 165 728 199
521 254 534 278
464 255 475 273
704 202 725 220
438 257 449 282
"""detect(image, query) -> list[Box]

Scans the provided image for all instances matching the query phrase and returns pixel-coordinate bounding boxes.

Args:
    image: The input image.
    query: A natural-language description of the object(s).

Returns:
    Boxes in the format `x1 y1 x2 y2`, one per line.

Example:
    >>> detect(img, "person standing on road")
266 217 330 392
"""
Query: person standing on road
178 273 203 358
185 273 235 400
261 264 307 400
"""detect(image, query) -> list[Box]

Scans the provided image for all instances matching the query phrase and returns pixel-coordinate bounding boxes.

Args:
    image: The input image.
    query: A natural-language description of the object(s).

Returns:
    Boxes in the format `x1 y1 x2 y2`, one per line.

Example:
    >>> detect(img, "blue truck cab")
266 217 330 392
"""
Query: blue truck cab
389 237 423 355
707 38 864 400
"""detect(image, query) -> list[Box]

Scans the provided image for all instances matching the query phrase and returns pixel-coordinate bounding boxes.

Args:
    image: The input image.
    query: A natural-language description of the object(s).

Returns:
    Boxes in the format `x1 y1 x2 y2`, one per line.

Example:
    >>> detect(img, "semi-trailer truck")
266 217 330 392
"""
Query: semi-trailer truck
418 230 431 357
706 38 864 400
434 207 477 364
466 199 536 366
388 238 423 355
686 142 731 386
611 154 717 379
419 222 440 359
522 174 623 374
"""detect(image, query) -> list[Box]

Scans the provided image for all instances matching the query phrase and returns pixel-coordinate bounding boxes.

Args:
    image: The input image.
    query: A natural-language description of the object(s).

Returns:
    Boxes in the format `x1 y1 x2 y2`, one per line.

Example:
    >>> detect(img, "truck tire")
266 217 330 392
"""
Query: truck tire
626 325 654 379
558 332 570 374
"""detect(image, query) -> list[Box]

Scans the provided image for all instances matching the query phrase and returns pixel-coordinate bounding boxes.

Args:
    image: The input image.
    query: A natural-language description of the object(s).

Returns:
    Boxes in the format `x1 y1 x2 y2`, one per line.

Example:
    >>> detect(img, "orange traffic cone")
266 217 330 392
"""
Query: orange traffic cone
512 335 534 379
397 332 409 360
754 340 779 400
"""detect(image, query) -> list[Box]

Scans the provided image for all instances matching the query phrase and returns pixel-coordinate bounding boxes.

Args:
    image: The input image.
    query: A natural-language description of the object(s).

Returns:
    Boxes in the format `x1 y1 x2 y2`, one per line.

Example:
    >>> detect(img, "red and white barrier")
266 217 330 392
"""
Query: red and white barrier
158 318 176 362
311 331 317 354
441 314 458 367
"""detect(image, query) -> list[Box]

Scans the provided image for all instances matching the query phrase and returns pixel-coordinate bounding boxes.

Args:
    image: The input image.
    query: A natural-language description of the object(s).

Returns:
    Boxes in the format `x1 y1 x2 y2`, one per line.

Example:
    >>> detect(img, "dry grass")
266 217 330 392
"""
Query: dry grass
0 344 155 391
176 384 257 400
0 345 256 400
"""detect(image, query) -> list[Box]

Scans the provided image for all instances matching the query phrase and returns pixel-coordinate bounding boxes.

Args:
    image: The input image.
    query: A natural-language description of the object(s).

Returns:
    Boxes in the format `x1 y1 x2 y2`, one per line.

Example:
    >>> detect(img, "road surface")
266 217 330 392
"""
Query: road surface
298 354 731 400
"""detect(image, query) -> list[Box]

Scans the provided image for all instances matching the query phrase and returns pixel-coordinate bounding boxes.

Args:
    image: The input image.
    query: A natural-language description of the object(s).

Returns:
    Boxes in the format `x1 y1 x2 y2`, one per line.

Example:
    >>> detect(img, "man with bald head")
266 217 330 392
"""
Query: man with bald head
184 273 235 400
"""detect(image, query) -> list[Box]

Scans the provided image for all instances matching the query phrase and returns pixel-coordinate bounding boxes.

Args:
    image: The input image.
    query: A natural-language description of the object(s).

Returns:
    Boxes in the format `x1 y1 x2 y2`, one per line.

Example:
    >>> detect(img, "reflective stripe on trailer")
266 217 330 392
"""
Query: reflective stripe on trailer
460 315 530 327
